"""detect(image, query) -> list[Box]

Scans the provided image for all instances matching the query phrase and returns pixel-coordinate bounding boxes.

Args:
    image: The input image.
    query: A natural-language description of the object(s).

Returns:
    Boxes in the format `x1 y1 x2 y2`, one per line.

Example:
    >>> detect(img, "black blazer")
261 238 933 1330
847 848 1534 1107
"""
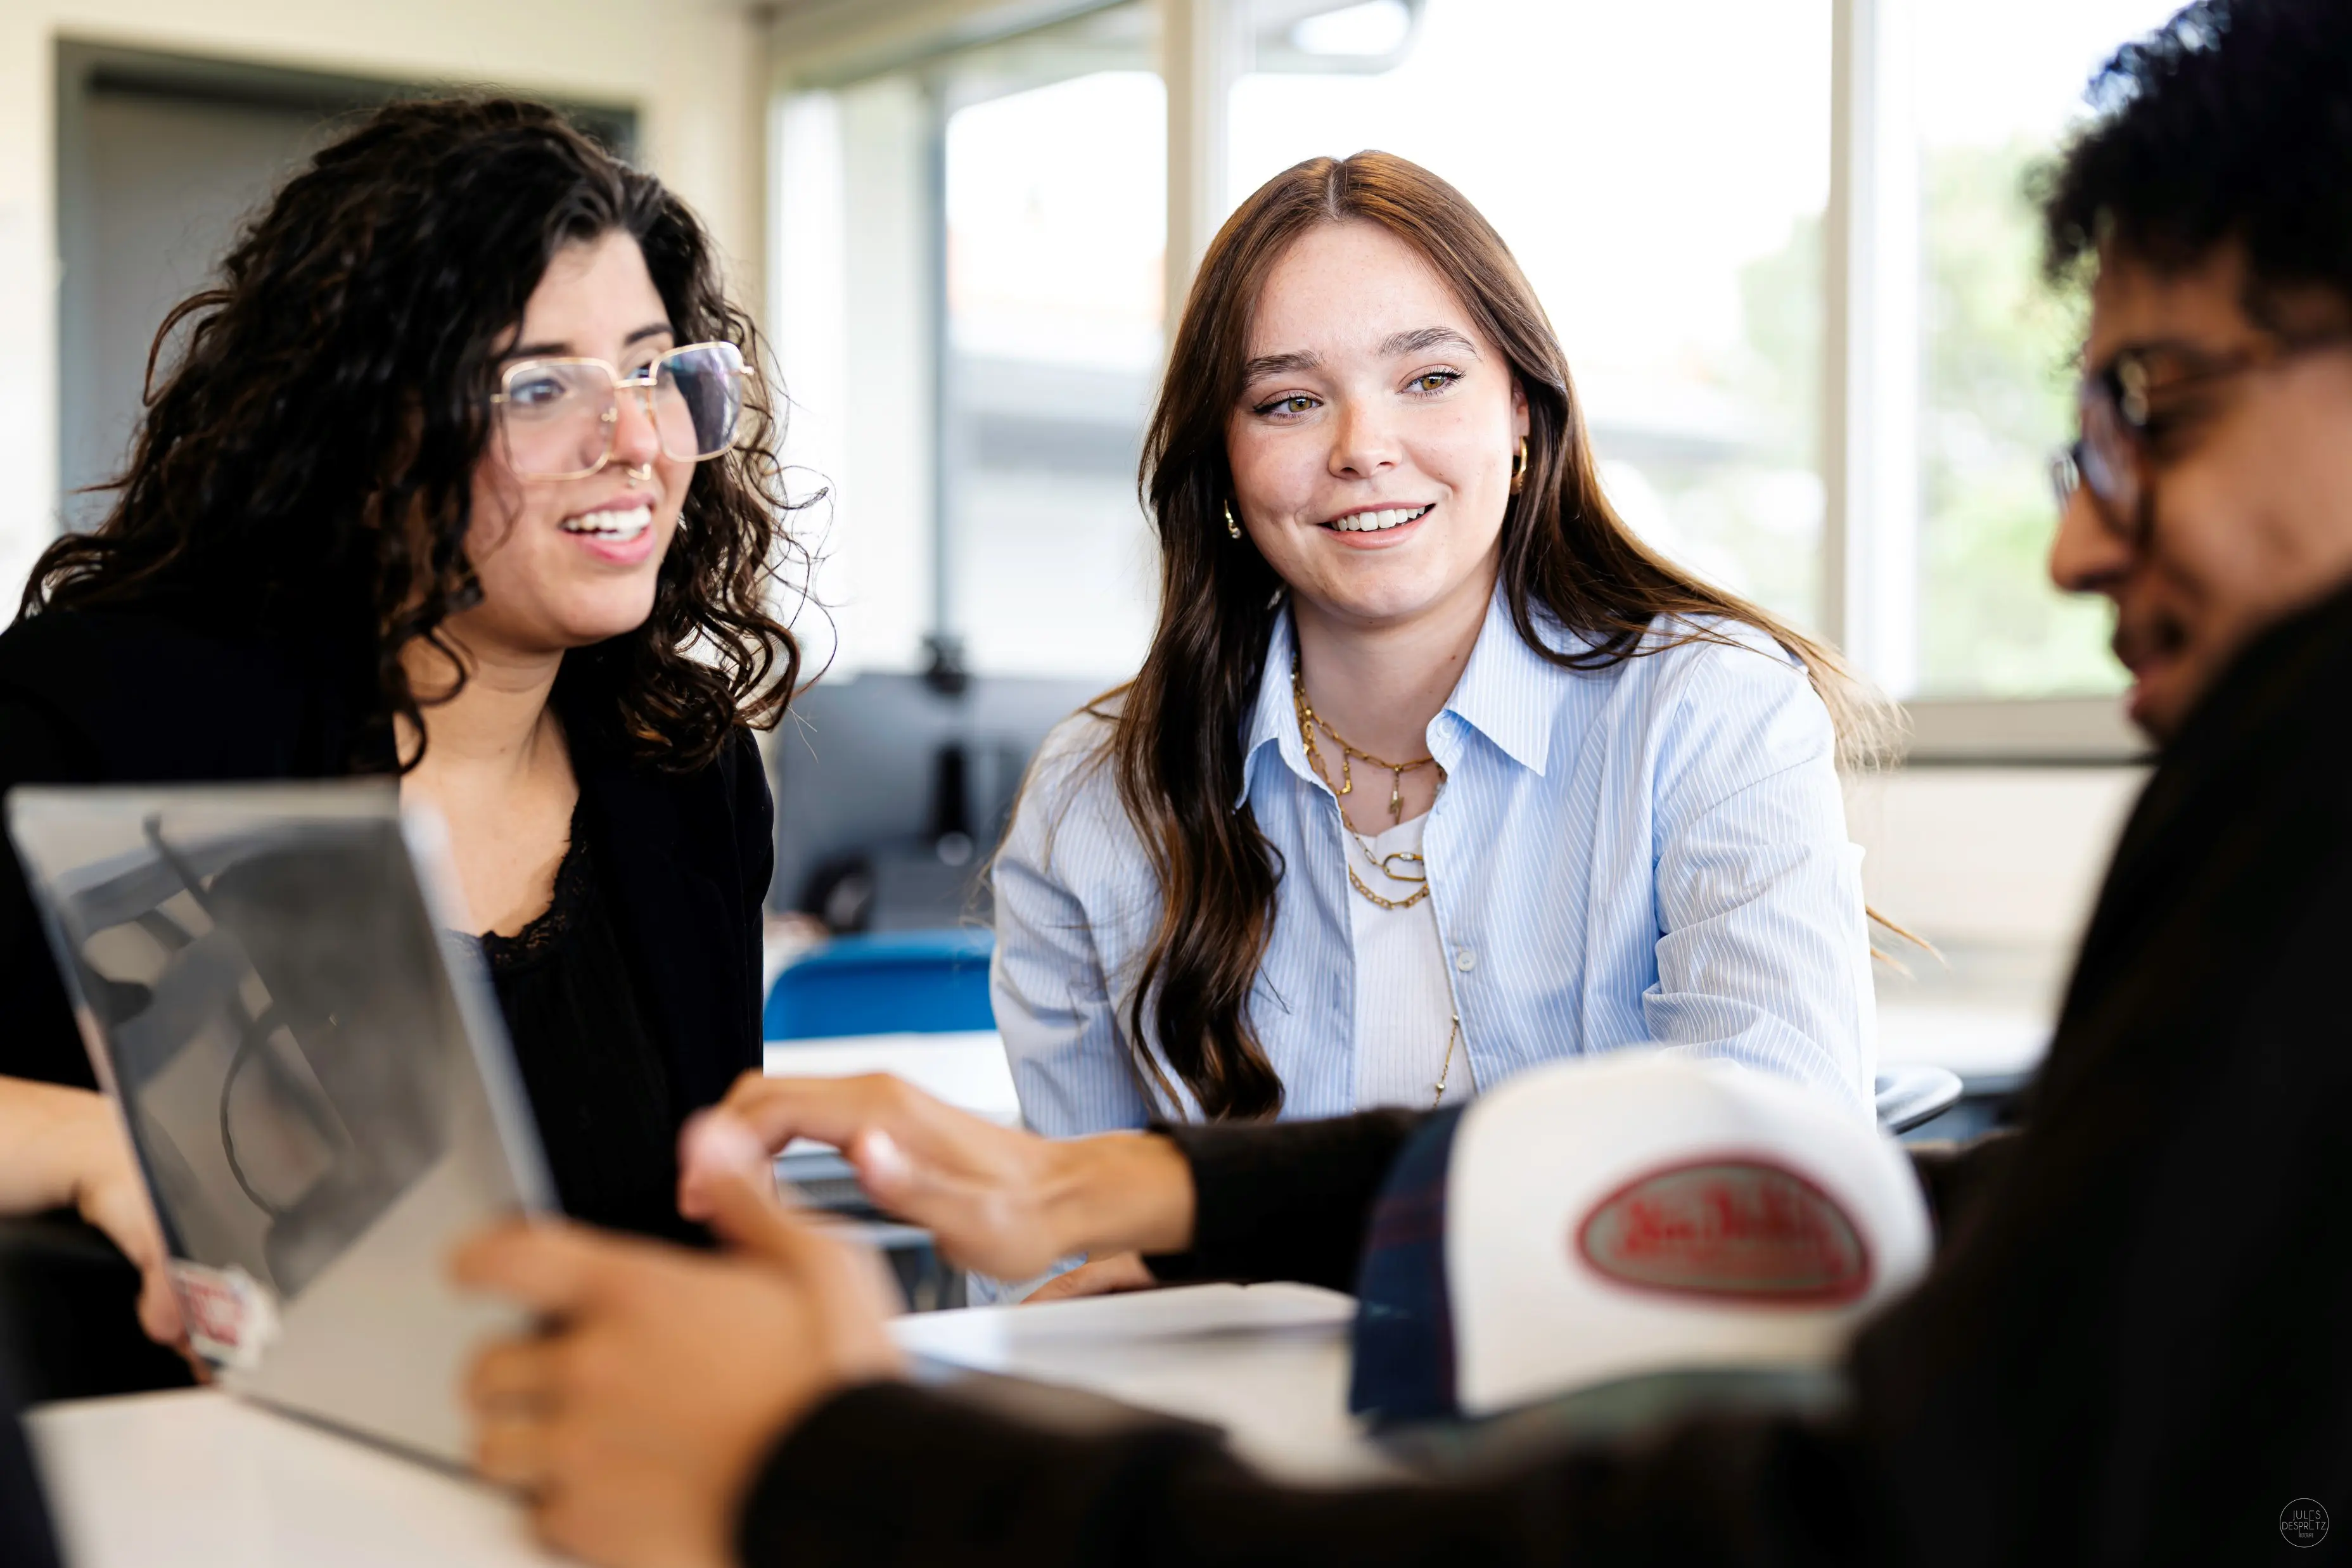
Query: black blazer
0 605 771 1123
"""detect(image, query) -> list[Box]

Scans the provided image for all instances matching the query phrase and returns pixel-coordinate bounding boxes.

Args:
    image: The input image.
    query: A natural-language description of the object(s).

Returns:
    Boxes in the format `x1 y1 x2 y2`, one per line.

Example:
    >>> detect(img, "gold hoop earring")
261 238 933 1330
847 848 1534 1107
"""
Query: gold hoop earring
1509 437 1529 494
1224 501 1243 540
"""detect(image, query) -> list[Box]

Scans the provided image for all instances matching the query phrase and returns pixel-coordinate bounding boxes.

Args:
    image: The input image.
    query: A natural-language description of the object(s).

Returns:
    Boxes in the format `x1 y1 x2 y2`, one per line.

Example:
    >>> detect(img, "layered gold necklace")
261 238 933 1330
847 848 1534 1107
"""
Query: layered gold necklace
1291 661 1462 1106
1291 663 1444 909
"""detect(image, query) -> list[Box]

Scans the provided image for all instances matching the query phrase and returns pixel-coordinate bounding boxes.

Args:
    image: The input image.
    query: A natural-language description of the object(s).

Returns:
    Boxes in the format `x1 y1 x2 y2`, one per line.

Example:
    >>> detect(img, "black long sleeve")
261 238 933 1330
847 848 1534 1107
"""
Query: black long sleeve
0 605 340 1092
0 694 103 1089
1900 1130 2017 1239
736 583 2352 1568
1147 1111 2002 1294
1144 1108 1426 1292
742 1382 1870 1568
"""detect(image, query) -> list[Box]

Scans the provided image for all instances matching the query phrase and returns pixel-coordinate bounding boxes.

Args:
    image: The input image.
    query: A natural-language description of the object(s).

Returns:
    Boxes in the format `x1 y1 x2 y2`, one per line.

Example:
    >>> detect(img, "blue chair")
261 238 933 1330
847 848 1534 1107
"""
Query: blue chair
763 929 996 1040
1874 1064 1965 1135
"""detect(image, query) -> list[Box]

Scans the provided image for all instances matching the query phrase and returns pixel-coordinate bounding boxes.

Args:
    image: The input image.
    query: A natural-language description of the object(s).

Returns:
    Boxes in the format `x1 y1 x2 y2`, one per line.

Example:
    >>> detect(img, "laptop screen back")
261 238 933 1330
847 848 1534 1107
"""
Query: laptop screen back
5 782 553 1463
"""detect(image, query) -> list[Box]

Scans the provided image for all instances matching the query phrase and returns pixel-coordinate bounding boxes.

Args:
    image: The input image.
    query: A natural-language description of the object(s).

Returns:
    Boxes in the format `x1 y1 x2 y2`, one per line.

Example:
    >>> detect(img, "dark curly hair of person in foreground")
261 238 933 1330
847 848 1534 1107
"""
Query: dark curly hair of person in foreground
23 96 808 772
2043 0 2352 319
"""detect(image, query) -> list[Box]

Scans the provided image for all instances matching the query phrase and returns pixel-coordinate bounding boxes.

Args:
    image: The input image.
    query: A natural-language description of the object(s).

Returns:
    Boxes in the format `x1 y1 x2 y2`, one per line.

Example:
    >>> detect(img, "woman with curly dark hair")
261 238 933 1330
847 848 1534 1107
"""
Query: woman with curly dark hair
0 96 804 1322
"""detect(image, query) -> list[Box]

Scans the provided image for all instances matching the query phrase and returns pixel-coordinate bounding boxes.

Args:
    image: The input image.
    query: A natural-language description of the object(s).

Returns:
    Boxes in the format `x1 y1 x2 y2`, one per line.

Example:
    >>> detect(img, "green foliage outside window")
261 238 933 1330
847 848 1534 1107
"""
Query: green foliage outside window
1915 138 2121 696
1731 139 2126 696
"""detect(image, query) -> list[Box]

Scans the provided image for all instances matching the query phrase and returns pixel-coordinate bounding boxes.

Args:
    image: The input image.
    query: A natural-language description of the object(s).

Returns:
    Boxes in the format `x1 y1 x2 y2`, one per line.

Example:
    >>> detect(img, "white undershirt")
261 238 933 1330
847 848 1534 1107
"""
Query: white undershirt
1346 812 1475 1111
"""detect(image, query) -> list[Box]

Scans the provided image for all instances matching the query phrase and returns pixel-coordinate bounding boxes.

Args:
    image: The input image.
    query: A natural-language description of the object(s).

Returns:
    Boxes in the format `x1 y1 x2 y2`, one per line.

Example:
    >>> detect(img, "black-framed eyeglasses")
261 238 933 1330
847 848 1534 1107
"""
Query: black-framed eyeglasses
2050 331 2352 544
490 340 753 481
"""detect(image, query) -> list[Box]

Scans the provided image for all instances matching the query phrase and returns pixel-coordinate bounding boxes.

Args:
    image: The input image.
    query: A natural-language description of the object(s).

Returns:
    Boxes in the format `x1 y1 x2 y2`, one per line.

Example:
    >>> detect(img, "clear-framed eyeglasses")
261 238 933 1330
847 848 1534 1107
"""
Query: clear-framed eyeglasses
490 340 752 481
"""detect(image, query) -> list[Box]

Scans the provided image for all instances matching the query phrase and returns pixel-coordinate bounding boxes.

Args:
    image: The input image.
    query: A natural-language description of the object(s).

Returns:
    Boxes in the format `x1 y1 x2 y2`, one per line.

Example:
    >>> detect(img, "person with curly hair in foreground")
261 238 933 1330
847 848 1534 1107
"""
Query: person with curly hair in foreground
456 1 2352 1563
0 98 804 1331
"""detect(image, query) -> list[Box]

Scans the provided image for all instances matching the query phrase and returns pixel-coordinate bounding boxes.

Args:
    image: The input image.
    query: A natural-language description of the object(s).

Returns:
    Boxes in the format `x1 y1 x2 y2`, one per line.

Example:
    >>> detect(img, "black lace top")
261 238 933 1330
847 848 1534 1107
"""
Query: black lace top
480 812 687 1242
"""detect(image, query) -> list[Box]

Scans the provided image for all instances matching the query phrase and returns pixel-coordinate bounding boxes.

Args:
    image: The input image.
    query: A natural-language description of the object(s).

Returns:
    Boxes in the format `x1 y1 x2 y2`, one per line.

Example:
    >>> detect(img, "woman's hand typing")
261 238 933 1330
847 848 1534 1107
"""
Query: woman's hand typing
676 1073 1195 1280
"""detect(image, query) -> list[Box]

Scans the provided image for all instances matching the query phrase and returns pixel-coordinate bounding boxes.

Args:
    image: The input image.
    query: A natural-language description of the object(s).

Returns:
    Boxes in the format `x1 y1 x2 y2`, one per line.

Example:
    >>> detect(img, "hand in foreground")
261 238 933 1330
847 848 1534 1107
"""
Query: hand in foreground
452 1171 904 1568
677 1073 1192 1282
0 1078 180 1343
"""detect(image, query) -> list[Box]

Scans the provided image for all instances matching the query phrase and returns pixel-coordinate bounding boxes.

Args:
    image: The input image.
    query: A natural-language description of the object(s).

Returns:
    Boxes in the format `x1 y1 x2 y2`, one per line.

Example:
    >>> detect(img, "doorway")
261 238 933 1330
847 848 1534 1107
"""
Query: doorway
54 42 636 532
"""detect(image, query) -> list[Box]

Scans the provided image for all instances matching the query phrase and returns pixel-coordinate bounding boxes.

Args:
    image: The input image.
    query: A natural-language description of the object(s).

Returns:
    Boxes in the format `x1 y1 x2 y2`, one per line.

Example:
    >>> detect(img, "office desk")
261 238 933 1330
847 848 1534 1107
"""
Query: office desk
27 1284 1372 1565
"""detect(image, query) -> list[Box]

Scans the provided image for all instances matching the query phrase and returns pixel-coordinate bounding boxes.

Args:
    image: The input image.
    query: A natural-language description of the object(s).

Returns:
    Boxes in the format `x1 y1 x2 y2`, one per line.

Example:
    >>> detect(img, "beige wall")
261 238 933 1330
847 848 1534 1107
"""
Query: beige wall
0 0 769 604
1848 765 2147 950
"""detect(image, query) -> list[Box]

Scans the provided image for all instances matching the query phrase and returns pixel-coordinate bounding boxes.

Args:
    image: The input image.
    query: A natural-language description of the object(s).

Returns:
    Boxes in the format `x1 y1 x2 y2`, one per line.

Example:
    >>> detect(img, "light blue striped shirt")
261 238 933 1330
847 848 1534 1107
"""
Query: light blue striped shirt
989 589 1876 1138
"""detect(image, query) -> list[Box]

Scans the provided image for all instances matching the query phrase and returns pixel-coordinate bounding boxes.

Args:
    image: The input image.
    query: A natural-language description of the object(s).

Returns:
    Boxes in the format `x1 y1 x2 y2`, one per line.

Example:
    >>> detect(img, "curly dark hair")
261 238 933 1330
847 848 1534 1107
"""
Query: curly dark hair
23 95 805 770
2043 0 2352 325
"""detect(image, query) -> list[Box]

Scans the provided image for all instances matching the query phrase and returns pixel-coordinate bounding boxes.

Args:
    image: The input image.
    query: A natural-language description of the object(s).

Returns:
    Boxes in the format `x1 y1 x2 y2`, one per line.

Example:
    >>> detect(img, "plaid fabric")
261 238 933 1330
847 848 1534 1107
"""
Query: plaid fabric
1348 1106 1468 1422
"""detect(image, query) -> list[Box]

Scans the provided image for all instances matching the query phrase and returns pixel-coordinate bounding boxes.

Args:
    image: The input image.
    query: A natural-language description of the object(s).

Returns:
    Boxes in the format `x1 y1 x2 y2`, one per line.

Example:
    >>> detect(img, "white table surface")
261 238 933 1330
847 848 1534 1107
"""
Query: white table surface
762 1031 1021 1152
895 1282 1383 1482
42 1019 2025 1563
28 1385 558 1568
28 1283 1371 1566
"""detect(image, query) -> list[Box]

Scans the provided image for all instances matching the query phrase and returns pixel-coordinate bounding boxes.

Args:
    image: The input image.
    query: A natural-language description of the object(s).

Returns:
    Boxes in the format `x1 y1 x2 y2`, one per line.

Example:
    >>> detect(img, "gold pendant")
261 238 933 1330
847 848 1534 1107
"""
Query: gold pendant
1431 1016 1460 1109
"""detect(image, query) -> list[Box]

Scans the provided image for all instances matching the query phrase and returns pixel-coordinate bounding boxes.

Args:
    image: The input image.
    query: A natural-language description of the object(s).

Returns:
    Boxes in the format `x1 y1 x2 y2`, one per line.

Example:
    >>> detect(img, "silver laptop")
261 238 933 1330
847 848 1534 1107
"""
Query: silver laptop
5 781 556 1465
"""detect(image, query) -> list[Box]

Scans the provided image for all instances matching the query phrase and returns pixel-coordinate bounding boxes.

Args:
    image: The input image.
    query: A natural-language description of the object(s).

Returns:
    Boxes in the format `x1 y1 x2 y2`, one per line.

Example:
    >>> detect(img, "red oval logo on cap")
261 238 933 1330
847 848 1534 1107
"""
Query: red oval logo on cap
1576 1160 1870 1303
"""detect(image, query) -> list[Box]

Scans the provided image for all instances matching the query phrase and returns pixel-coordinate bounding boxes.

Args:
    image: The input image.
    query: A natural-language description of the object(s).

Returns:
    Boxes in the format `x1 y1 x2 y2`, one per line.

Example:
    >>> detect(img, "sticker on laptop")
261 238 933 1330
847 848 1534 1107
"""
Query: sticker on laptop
170 1261 283 1370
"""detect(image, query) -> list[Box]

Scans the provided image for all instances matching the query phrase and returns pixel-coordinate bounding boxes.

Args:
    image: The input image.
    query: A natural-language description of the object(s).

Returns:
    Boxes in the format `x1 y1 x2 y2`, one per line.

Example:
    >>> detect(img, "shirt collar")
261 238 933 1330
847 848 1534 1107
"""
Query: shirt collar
1234 589 1573 807
1436 586 1572 777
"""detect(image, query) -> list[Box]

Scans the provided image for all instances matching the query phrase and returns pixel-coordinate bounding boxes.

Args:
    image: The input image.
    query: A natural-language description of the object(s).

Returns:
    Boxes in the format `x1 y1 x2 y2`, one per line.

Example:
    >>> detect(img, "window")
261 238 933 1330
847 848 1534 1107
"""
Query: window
1903 0 2187 700
1229 0 1832 634
942 37 1165 678
773 4 1163 686
772 0 2176 756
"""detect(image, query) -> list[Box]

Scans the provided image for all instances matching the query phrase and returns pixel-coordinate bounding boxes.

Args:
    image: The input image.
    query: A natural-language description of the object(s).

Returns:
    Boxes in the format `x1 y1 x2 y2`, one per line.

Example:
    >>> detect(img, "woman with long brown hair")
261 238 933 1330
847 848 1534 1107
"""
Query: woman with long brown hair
987 151 1876 1285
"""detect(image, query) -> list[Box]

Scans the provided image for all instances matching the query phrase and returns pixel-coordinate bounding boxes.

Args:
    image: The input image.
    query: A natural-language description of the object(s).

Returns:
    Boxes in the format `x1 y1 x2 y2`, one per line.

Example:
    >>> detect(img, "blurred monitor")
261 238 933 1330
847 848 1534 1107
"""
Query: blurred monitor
772 672 1102 933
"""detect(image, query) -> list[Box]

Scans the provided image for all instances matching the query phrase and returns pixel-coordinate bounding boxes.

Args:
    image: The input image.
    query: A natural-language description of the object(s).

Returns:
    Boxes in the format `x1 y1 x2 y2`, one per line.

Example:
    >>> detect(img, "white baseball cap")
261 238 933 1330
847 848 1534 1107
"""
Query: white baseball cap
1350 1051 1933 1421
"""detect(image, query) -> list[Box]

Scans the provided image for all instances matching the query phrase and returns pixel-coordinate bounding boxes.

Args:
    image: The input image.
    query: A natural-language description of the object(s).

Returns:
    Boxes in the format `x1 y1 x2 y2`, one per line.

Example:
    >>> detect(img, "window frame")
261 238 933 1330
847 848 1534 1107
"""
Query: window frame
1824 0 2139 763
771 0 2142 761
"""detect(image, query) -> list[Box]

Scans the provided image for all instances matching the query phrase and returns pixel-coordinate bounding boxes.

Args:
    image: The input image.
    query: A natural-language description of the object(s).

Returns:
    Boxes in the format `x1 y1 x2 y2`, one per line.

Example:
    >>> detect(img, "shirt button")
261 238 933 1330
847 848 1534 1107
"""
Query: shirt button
1455 947 1477 972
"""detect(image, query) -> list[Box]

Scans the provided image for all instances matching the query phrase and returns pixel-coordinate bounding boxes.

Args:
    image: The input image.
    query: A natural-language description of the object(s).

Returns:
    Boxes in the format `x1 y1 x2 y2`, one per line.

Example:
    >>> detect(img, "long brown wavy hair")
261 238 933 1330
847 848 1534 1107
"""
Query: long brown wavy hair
1095 151 1882 1121
23 96 805 770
